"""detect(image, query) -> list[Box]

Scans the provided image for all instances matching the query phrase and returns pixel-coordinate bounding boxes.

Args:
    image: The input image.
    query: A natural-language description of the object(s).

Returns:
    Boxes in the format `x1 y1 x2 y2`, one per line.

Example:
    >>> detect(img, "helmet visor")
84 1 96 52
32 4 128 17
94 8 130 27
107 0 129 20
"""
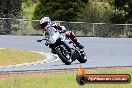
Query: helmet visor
40 22 48 29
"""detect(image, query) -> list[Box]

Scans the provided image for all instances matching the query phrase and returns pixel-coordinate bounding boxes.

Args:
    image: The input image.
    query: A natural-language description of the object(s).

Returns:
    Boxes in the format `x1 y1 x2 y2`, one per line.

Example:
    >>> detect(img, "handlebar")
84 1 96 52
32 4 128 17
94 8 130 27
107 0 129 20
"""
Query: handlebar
37 38 48 42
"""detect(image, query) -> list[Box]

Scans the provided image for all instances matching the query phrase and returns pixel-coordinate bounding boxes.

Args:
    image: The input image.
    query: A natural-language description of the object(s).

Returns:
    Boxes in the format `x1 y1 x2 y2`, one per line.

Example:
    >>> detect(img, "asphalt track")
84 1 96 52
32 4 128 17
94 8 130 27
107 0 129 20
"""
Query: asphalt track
0 35 132 72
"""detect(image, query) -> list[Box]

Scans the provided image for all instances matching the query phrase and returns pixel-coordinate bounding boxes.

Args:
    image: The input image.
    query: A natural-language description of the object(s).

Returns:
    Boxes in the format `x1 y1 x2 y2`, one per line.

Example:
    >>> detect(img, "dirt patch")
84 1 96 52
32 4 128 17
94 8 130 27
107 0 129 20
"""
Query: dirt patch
0 70 76 80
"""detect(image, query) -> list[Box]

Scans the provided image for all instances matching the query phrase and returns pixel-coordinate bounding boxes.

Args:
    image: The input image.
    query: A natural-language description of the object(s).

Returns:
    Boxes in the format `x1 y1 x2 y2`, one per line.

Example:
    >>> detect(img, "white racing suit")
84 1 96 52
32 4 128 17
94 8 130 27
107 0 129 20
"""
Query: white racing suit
44 26 63 54
44 26 60 44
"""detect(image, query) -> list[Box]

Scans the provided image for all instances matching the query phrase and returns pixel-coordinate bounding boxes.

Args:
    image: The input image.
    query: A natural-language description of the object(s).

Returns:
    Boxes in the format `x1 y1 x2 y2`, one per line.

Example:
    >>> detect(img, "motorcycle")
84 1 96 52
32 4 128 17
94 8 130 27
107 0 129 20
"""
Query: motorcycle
37 32 87 65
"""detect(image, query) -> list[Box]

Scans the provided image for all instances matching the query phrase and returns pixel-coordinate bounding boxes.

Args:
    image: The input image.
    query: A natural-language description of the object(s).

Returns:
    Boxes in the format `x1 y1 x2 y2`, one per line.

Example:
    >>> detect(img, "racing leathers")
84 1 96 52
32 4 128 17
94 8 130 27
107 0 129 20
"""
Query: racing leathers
53 24 84 49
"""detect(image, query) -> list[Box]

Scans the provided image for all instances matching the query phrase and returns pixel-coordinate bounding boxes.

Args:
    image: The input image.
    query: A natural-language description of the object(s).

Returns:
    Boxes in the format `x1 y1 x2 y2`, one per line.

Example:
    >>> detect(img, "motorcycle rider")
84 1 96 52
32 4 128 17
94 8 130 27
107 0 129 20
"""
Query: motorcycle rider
40 17 84 52
40 17 60 53
40 17 56 36
53 21 84 49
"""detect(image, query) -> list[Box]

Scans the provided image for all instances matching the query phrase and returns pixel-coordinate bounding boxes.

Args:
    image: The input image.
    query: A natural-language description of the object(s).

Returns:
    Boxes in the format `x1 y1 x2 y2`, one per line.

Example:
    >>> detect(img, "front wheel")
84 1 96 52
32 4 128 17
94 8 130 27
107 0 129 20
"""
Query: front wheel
56 45 72 65
77 49 87 63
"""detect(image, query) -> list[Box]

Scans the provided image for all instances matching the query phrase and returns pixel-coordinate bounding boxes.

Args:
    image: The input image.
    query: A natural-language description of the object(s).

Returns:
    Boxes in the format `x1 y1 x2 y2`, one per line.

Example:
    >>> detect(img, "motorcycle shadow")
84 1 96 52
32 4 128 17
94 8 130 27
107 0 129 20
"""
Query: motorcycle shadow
50 62 83 67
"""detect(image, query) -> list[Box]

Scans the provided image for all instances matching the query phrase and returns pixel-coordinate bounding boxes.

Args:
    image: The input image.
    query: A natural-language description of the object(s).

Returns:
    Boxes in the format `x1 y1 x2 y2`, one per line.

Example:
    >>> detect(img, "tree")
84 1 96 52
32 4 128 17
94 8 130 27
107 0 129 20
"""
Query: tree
0 0 22 34
23 0 39 7
78 3 114 23
0 0 22 18
33 0 88 21
110 0 132 23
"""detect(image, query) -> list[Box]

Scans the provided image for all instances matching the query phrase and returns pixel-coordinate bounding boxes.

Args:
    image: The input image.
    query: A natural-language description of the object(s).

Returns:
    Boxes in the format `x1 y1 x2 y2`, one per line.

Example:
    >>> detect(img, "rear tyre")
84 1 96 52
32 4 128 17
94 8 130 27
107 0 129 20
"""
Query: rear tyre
56 45 72 65
77 49 87 63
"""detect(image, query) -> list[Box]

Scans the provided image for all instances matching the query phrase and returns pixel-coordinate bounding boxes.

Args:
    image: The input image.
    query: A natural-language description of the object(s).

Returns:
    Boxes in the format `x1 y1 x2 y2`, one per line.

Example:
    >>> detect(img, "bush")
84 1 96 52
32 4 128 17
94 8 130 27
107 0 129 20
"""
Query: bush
33 0 88 21
78 2 114 23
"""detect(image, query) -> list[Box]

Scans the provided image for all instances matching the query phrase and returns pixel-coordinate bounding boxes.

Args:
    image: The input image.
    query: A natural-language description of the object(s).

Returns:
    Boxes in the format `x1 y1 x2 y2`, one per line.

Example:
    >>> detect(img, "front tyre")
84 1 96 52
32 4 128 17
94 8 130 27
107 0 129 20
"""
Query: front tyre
56 45 72 65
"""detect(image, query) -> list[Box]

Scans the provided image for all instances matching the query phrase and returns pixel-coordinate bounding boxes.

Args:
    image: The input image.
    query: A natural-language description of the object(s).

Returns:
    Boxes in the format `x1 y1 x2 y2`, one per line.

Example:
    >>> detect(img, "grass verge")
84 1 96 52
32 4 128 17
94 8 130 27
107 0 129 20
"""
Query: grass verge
0 68 131 88
0 48 45 66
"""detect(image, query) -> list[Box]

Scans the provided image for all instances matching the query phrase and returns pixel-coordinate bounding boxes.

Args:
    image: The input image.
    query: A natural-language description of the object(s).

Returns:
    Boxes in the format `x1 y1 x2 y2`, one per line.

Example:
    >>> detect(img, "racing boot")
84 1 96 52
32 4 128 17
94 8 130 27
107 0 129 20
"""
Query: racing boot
74 41 84 49
66 31 84 49
69 32 84 49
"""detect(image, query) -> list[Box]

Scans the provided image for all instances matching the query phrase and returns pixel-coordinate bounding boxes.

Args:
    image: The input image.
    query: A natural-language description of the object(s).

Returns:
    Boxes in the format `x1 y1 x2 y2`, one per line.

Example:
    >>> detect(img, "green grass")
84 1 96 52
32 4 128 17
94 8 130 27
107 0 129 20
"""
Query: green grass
0 68 131 88
0 49 45 66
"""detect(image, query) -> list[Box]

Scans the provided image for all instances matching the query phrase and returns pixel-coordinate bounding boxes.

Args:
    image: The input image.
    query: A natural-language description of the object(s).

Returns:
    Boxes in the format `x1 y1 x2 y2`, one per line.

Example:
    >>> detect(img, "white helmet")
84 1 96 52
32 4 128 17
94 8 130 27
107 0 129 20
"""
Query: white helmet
40 17 51 29
40 17 51 24
55 21 60 26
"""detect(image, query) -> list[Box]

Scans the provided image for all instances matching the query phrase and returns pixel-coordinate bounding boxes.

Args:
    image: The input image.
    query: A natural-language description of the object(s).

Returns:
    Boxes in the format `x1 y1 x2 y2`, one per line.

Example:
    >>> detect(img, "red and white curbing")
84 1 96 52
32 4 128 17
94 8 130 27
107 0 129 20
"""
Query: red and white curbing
0 48 60 69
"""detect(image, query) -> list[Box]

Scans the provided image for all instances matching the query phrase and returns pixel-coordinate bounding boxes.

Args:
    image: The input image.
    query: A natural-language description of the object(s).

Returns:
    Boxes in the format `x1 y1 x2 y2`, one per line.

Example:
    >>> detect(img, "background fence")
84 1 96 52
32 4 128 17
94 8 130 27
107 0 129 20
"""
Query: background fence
0 18 132 37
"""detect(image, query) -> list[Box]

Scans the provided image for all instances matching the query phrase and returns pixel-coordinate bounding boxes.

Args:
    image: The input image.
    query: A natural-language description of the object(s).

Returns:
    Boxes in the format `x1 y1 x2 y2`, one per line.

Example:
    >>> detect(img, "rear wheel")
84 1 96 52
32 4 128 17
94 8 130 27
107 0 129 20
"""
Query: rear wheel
77 49 87 63
56 45 72 65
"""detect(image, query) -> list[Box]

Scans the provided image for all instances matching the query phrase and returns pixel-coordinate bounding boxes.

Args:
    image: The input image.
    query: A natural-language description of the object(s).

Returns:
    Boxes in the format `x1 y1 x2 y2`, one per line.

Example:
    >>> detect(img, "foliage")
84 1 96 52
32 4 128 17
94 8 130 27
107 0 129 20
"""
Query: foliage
33 0 88 21
23 0 39 7
0 0 23 34
110 0 132 23
78 3 114 23
22 3 37 19
110 10 125 24
0 0 22 18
